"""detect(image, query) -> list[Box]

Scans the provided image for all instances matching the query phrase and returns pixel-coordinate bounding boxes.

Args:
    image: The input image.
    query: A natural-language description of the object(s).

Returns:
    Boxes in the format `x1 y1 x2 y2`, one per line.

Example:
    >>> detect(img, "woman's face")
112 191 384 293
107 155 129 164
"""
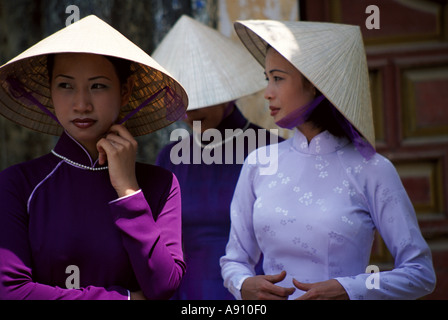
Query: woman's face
51 53 132 153
184 103 228 133
264 47 315 123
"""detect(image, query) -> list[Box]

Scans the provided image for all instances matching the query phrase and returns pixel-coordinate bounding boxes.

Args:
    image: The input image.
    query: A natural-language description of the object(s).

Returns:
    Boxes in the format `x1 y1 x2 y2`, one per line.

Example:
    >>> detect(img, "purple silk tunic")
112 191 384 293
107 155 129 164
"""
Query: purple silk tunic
156 107 281 299
0 132 186 299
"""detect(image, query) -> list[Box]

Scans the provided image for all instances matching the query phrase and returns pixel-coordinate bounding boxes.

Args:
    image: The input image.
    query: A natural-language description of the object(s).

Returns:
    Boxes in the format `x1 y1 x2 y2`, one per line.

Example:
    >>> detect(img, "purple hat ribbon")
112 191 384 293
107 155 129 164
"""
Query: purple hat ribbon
7 77 186 128
330 106 376 160
275 94 325 129
6 77 60 124
275 92 375 160
118 85 186 124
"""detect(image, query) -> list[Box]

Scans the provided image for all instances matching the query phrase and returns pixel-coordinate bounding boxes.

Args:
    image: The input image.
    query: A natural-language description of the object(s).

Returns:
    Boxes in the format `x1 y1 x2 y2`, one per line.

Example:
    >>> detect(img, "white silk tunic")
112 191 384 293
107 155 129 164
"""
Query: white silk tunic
220 129 436 300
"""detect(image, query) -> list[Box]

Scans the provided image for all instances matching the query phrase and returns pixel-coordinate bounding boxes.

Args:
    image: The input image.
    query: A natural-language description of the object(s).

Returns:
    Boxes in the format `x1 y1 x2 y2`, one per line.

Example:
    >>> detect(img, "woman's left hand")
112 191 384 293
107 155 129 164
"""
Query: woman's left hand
96 124 140 198
293 279 349 300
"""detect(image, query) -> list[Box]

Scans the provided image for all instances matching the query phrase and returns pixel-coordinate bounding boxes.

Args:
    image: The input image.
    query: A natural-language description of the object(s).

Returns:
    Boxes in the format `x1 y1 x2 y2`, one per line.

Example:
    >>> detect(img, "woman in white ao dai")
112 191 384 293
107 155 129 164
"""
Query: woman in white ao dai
221 129 435 299
220 20 436 300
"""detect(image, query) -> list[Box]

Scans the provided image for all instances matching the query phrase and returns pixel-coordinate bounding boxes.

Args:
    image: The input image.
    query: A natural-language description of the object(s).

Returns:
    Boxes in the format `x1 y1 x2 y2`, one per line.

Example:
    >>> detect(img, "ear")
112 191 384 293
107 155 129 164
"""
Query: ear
120 77 135 107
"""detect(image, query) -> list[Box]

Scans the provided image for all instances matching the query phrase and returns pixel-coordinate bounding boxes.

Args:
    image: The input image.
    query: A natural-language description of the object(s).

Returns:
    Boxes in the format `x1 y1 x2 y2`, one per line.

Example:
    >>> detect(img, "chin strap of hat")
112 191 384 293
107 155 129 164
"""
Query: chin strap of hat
330 106 376 160
118 85 186 125
275 94 325 129
7 77 186 130
275 92 375 160
6 77 60 125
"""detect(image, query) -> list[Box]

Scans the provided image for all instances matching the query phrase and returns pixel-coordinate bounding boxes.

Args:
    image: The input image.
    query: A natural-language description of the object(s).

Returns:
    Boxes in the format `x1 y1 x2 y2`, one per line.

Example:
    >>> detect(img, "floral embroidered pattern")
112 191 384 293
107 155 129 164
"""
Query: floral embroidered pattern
299 192 313 206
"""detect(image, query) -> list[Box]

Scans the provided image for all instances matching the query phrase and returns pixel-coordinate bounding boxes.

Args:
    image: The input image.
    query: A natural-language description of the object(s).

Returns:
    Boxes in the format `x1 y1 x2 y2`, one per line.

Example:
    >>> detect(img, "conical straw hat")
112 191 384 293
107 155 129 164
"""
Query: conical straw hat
152 15 265 111
0 15 188 136
234 20 375 148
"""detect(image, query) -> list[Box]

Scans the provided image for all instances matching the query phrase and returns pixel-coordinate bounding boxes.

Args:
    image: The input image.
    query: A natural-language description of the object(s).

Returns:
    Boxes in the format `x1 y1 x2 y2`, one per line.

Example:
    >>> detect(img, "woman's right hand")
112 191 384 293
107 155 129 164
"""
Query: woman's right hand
96 124 140 198
241 270 295 300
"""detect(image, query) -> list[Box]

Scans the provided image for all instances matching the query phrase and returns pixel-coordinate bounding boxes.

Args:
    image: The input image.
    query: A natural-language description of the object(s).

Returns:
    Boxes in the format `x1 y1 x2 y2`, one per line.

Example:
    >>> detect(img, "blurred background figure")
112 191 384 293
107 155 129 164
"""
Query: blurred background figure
154 15 282 300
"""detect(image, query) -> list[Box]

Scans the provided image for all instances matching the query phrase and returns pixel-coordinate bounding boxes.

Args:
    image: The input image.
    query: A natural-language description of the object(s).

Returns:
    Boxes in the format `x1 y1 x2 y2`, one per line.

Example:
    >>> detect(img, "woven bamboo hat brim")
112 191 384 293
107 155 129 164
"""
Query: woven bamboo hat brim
152 15 265 111
234 20 375 149
0 15 188 136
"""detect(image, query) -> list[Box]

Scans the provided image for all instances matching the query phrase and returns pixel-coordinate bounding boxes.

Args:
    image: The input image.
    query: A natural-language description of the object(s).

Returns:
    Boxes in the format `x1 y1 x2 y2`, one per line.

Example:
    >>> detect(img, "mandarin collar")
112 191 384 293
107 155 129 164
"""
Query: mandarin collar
291 128 350 155
53 131 102 168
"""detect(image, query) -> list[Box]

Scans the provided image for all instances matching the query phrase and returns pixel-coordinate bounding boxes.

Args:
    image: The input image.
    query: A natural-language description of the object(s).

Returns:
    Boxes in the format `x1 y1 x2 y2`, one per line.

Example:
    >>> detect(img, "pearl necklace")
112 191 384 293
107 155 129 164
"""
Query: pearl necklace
193 121 251 150
51 150 108 171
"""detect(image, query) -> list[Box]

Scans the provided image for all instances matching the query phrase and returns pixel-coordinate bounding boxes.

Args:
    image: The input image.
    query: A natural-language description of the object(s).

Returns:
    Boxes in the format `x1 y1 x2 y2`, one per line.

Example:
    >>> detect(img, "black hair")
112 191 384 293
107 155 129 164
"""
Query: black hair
103 55 133 85
306 95 349 139
46 54 132 85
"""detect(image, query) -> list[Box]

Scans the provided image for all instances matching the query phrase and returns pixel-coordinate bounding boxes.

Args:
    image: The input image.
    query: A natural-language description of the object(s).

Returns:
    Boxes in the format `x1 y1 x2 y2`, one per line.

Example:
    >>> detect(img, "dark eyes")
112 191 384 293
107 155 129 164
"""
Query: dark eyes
57 82 72 89
91 83 107 89
57 83 108 90
265 76 283 82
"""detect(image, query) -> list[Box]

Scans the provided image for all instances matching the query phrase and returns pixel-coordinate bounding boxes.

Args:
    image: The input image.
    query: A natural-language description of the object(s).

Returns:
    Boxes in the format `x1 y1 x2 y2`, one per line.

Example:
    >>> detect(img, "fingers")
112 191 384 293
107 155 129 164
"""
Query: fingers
103 127 137 150
255 287 295 300
264 270 287 284
264 271 295 298
293 279 317 300
241 272 295 300
96 125 137 165
107 124 135 141
95 124 140 197
96 138 115 165
292 278 312 291
97 145 107 165
293 278 349 300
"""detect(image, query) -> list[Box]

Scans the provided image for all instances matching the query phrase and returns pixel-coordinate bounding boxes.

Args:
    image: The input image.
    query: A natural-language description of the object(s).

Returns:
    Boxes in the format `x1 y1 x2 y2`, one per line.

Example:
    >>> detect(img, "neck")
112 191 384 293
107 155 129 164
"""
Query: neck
297 122 323 144
84 144 99 162
55 131 103 169
66 132 99 163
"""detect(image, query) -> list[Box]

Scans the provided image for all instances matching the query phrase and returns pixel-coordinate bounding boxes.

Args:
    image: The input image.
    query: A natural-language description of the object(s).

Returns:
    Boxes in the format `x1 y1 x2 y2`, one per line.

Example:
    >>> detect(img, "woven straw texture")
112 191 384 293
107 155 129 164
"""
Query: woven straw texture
0 15 188 136
234 20 375 148
152 15 265 111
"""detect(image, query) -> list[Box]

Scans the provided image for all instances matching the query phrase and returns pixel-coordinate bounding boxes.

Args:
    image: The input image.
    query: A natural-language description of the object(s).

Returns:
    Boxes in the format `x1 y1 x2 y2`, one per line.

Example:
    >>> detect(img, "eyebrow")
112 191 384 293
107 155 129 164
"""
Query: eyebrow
88 76 112 81
264 69 289 76
54 74 73 80
54 74 112 81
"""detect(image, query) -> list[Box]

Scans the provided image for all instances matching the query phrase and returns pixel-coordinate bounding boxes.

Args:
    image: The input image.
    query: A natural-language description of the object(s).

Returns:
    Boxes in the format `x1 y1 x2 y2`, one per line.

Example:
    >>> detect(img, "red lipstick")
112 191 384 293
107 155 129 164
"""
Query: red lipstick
269 106 280 117
72 118 96 129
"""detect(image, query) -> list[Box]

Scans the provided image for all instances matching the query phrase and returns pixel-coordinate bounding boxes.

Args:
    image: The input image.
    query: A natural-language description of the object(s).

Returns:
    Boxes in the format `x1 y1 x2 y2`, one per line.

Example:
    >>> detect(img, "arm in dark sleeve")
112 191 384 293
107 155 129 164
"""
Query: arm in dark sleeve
110 172 185 299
